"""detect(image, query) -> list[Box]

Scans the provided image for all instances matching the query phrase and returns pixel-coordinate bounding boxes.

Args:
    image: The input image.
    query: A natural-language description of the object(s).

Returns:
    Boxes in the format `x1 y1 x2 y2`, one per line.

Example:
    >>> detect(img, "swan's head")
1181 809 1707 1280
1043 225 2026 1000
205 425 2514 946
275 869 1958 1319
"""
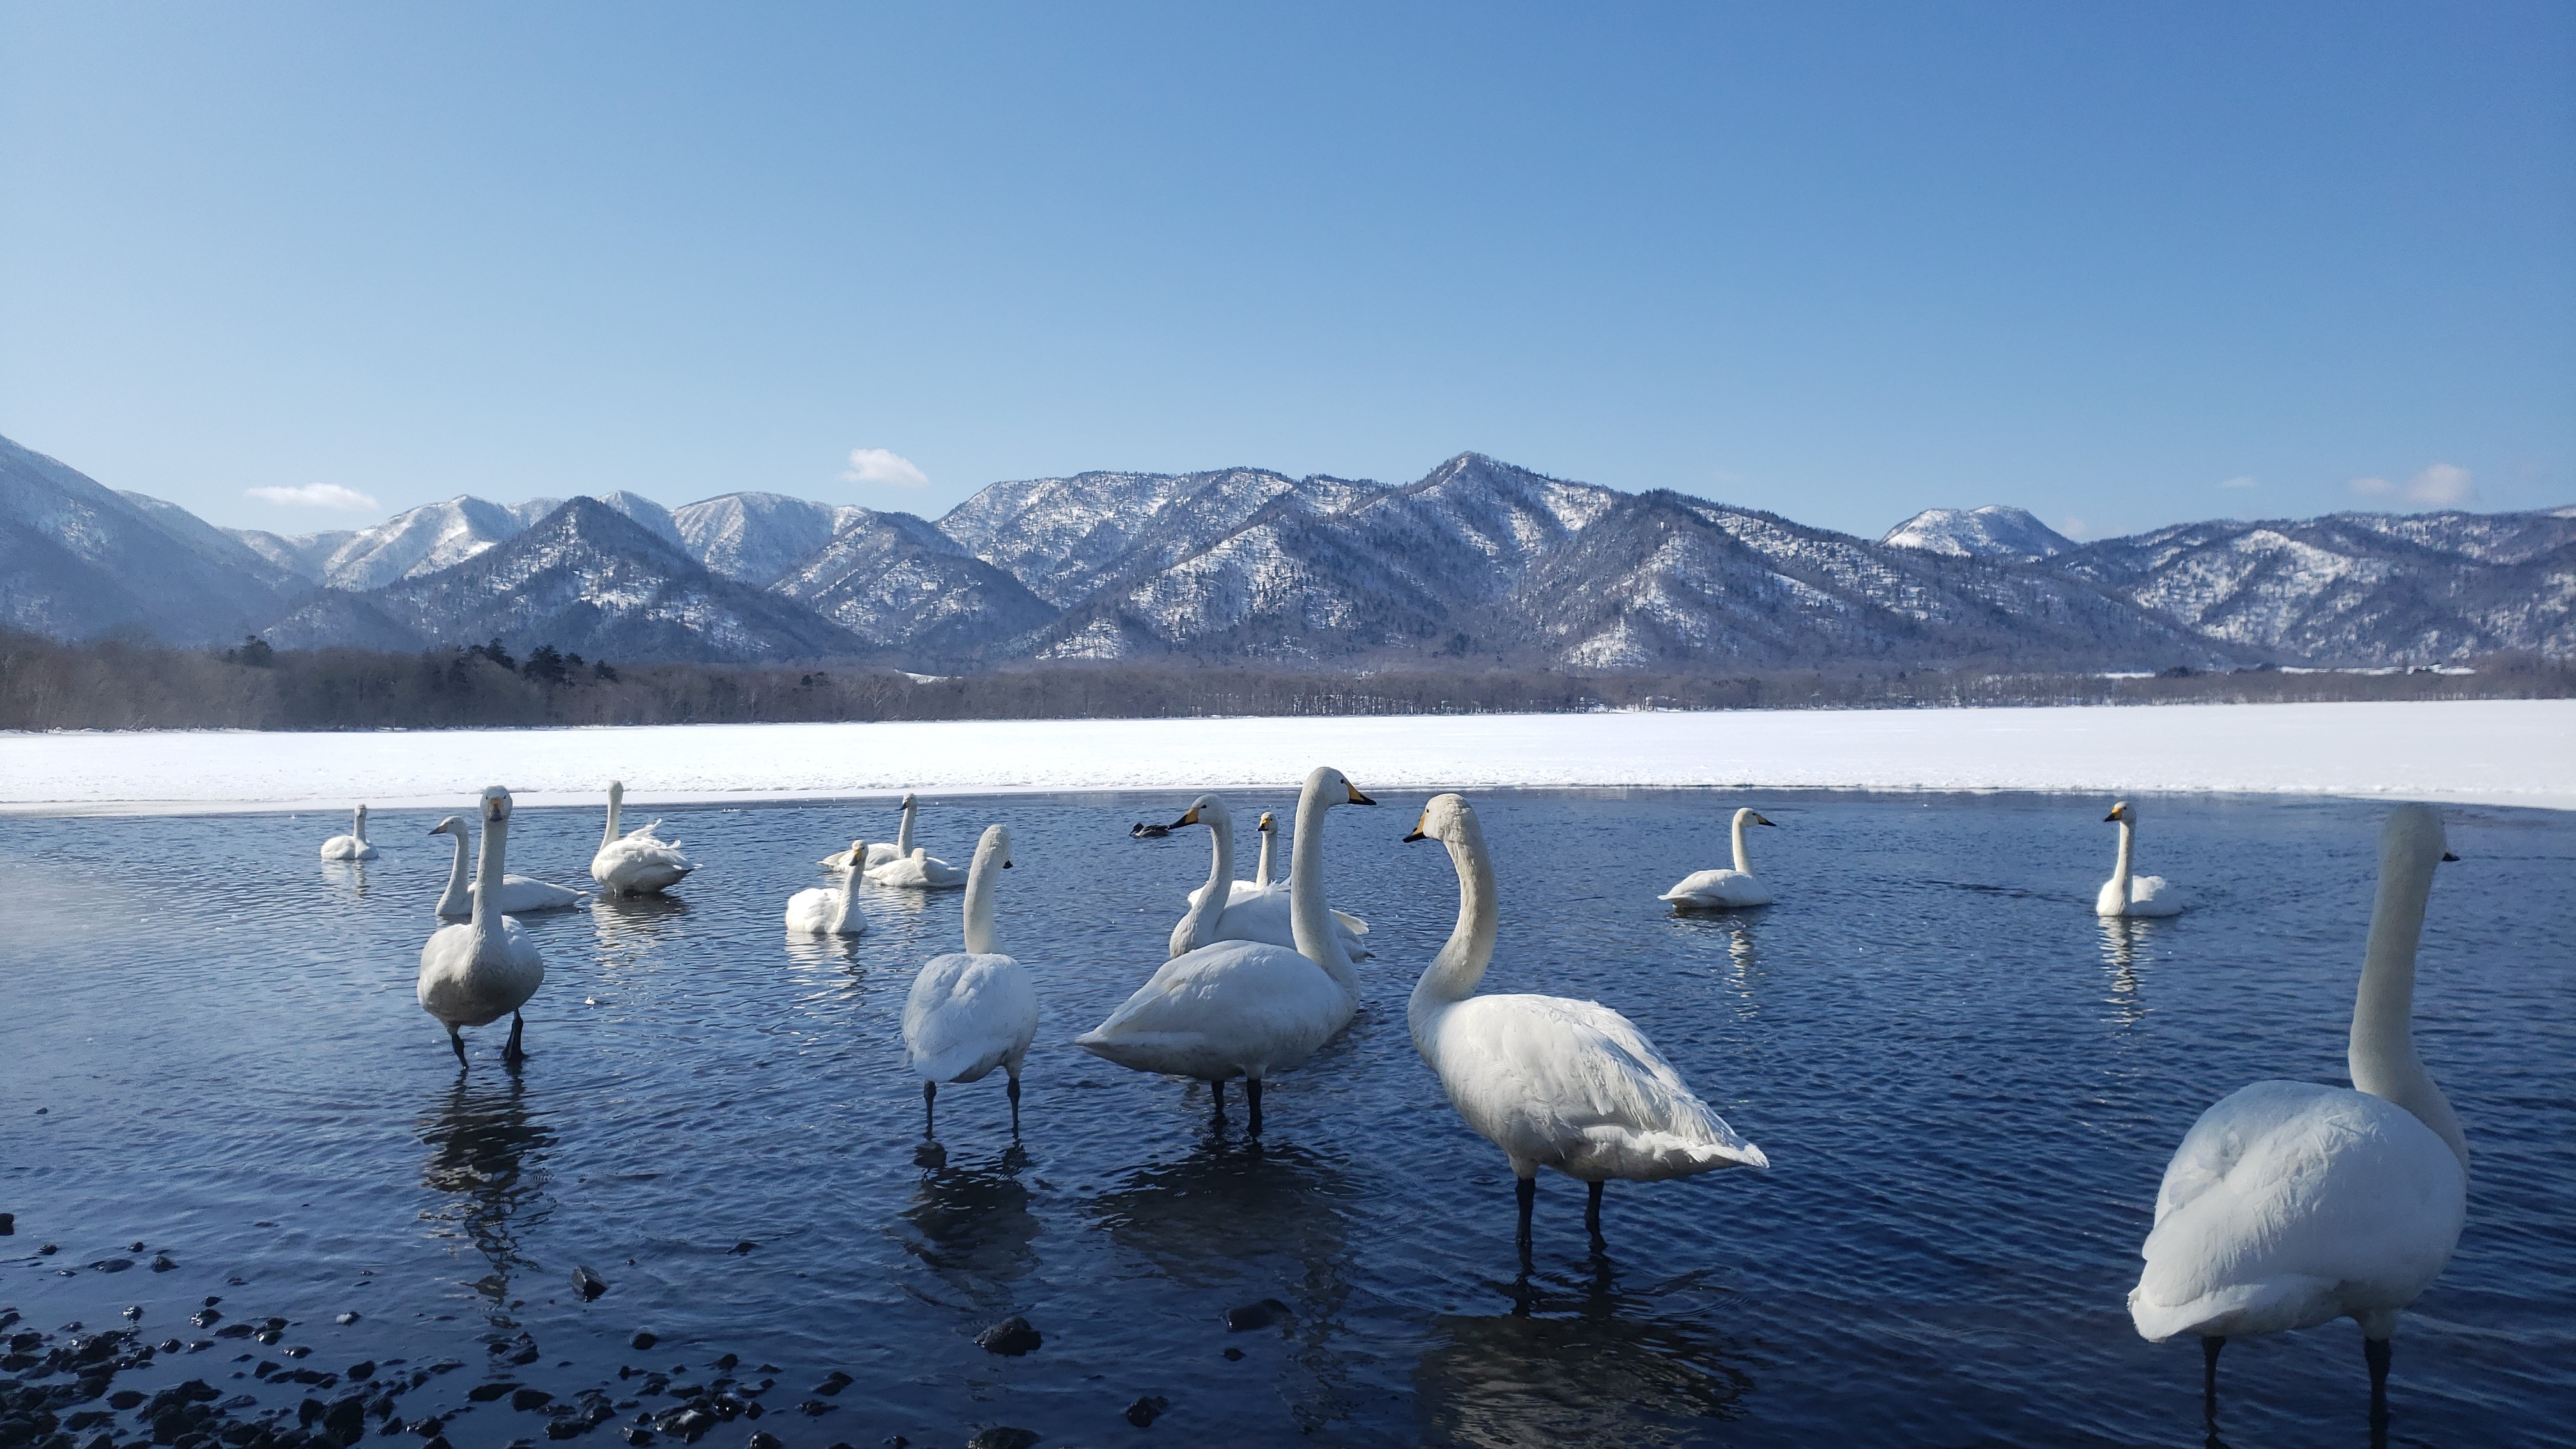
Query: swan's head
1303 765 1376 809
1172 794 1231 831
2383 803 2460 871
1735 808 1778 829
429 815 465 838
1257 811 1276 832
901 791 917 808
1403 792 1477 845
976 824 1014 871
481 786 512 824
2104 800 2135 824
608 780 625 803
845 839 868 871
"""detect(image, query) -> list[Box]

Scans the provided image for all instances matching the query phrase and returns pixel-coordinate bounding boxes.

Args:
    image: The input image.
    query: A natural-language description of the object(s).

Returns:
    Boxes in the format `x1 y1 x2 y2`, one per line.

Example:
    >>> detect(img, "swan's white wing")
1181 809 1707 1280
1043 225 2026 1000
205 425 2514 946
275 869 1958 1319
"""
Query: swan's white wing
1199 884 1370 958
1075 940 1352 1080
1660 869 1768 907
904 952 1038 1082
783 886 838 933
2129 1080 2465 1341
864 851 964 889
481 875 582 913
2127 875 2184 916
1427 993 1766 1180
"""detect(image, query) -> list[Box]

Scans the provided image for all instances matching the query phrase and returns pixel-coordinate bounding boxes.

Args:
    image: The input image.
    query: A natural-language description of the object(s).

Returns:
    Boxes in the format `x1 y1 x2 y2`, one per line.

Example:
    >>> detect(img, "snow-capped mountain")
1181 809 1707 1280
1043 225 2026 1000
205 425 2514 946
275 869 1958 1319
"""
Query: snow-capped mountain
1882 505 2073 561
672 493 870 586
767 509 1056 664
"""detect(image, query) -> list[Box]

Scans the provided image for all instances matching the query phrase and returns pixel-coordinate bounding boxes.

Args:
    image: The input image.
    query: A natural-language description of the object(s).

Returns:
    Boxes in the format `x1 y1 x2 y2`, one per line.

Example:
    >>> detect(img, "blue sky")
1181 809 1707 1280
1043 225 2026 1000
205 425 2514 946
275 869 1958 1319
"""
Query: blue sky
2 3 2568 540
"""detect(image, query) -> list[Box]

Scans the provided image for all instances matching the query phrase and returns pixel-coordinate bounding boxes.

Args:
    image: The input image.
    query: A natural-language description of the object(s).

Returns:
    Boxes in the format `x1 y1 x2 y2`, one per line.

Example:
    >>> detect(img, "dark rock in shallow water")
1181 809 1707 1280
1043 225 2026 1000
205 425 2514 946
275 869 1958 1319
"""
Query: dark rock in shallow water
745 1434 782 1449
620 1430 654 1446
38 1245 56 1255
1224 1298 1291 1332
468 1383 520 1403
1221 1347 1243 1361
810 1372 851 1397
348 1362 376 1381
972 1317 1041 1356
337 1314 360 1326
1124 1395 1170 1427
128 1241 146 1252
152 1254 178 1272
572 1268 610 1303
629 1333 657 1352
796 1402 832 1418
712 1354 737 1372
108 1392 145 1411
512 1389 554 1412
0 1211 12 1234
966 1429 1038 1449
89 1259 134 1274
726 1242 757 1256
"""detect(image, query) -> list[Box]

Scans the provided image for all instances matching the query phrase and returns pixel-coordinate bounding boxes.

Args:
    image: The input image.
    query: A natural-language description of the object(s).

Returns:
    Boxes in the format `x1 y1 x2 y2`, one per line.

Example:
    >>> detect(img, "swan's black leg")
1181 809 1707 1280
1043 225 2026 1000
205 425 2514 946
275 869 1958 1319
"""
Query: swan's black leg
1585 1181 1604 1245
2201 1336 2223 1423
923 1080 937 1137
1245 1078 1264 1135
448 1028 467 1068
503 1012 525 1064
1515 1176 1536 1271
2365 1337 2391 1430
1006 1075 1022 1133
1210 1078 1225 1126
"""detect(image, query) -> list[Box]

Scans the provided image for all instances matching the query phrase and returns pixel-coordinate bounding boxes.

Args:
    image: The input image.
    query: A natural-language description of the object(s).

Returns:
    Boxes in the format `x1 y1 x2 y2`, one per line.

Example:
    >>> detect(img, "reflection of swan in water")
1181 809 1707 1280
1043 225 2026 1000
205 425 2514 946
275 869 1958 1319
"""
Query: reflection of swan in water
894 1142 1040 1297
417 1072 555 1317
1414 1257 1752 1447
590 893 691 977
320 859 372 896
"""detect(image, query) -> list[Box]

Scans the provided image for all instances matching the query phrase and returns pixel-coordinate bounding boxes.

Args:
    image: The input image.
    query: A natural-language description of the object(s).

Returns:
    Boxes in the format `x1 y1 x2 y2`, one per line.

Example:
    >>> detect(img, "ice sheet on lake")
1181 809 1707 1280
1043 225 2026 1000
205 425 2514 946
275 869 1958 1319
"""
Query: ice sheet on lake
4 700 2570 815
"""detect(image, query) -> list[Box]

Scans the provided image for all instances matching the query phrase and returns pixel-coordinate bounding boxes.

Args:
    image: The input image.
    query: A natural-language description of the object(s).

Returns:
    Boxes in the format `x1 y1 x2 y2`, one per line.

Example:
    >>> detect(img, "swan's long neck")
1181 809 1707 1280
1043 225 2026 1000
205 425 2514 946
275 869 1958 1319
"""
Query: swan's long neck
470 813 507 942
437 829 470 916
896 799 915 857
1731 811 1752 875
2110 818 2135 896
1255 827 1275 889
601 790 621 852
2349 843 2467 1169
961 840 1002 955
830 854 862 935
353 808 368 845
1177 811 1234 951
1409 815 1498 1059
1289 786 1358 998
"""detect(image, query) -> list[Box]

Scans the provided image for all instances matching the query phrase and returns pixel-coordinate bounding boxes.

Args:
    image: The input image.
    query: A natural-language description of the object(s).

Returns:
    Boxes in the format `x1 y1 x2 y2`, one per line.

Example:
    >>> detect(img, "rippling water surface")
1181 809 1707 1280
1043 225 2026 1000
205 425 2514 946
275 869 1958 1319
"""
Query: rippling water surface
3 789 2570 1448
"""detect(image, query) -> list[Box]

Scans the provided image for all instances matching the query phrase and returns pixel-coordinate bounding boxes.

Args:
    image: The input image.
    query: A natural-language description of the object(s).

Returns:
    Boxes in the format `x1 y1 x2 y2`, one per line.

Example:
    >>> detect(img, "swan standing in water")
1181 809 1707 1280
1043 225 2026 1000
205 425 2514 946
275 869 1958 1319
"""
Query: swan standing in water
822 793 915 870
417 788 546 1066
1659 808 1777 910
1167 795 1369 960
904 825 1035 1134
590 781 695 896
319 805 379 861
2097 800 2184 917
2129 804 2464 1425
1410 793 1768 1261
785 841 869 935
1077 766 1376 1131
431 816 582 918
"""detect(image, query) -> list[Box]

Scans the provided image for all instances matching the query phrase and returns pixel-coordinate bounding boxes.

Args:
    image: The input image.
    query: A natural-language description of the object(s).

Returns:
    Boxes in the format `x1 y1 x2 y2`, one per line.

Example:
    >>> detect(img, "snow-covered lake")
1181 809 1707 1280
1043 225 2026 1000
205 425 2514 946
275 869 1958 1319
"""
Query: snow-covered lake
4 699 2569 814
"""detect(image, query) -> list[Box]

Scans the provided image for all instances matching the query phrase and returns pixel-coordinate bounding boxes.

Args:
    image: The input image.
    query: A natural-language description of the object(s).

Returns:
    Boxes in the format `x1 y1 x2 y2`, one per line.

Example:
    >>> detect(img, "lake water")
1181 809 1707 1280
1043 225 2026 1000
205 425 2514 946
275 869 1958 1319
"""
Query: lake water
3 789 2570 1448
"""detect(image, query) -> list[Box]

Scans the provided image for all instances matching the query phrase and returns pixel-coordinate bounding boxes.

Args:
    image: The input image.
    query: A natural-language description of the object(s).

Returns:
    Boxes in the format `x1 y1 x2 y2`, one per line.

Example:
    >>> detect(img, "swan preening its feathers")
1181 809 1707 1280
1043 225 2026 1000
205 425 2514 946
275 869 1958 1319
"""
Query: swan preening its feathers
904 825 1036 1133
1168 795 1370 960
2098 800 2184 917
431 816 583 918
591 781 696 896
417 787 546 1066
1077 767 1376 1130
1659 808 1777 910
785 841 868 935
320 805 378 861
2130 803 2464 1416
1409 793 1767 1257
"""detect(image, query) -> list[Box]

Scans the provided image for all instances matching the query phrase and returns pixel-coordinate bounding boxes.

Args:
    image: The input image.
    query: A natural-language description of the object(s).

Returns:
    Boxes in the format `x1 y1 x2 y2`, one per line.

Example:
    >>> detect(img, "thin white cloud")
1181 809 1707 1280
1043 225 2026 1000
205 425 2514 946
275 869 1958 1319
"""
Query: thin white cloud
2218 475 2257 489
247 482 380 510
2060 516 2088 539
843 447 929 488
2349 463 2475 507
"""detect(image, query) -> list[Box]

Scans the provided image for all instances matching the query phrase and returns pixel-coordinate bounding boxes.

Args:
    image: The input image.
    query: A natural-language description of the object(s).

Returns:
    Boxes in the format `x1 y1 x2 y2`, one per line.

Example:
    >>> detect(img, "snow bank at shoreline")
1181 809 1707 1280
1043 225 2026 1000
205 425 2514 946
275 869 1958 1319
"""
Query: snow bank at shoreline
3 700 2569 816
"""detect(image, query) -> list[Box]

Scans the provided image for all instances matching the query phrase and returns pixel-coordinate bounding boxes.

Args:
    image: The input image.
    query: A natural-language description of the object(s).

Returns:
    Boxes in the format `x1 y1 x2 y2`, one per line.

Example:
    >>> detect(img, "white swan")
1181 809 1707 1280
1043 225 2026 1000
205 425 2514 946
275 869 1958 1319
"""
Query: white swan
1167 795 1369 960
1076 766 1376 1129
417 787 546 1066
822 793 916 870
431 816 582 918
904 825 1037 1135
1408 793 1768 1258
865 844 966 890
2097 800 2184 917
1659 808 1777 910
590 781 695 896
786 840 868 936
2129 803 2465 1418
319 805 379 861
1254 810 1277 886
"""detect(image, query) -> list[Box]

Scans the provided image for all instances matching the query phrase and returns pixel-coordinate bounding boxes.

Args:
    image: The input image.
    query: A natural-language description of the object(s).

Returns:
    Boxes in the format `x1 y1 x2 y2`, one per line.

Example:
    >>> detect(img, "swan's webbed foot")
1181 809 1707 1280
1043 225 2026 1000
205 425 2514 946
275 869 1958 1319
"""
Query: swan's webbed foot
1006 1075 1021 1134
448 1029 467 1068
503 1011 526 1064
1584 1180 1604 1245
923 1080 937 1137
1245 1078 1263 1135
2201 1336 2223 1423
1515 1176 1535 1271
2364 1337 2390 1429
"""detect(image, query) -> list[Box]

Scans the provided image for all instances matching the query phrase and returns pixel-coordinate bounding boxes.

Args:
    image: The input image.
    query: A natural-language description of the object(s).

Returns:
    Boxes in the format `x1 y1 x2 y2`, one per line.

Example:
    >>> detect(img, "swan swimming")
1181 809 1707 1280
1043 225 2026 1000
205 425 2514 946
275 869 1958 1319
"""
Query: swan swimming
822 793 915 870
590 781 695 896
1167 795 1368 960
904 825 1036 1135
785 841 868 935
1409 793 1767 1260
866 845 965 890
2129 803 2465 1422
2097 800 2184 917
319 805 379 861
431 816 582 918
1659 808 1777 910
417 787 546 1066
1077 766 1375 1130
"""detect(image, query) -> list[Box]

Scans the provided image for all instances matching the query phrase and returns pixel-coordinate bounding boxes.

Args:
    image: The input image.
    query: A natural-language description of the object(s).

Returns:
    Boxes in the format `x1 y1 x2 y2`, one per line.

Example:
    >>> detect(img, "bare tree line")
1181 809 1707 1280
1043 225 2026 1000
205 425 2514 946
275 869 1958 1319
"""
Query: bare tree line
0 628 2566 732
